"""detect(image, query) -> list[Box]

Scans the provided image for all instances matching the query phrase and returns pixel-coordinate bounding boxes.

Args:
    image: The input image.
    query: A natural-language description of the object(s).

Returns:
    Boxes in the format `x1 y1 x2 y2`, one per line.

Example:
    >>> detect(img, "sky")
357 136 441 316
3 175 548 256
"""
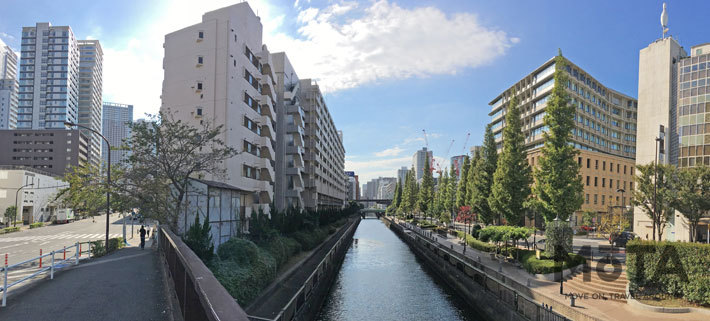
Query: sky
2 0 710 186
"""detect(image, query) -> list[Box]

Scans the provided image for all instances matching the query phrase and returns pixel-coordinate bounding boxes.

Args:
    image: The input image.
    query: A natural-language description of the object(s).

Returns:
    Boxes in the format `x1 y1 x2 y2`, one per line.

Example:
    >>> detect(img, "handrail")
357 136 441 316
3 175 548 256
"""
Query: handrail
1 241 85 307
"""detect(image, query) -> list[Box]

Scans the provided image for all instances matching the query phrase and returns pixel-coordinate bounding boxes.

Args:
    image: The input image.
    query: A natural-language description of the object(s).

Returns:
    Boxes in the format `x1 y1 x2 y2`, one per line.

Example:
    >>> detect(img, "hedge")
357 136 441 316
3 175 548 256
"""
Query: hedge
1 226 20 234
30 222 44 229
90 237 125 257
626 239 710 305
516 249 586 274
456 230 496 252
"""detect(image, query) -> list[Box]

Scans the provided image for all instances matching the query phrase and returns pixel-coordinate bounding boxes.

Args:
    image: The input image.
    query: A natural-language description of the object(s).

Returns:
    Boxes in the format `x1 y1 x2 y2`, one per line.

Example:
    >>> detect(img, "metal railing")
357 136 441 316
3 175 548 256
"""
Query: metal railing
0 241 94 307
393 219 582 321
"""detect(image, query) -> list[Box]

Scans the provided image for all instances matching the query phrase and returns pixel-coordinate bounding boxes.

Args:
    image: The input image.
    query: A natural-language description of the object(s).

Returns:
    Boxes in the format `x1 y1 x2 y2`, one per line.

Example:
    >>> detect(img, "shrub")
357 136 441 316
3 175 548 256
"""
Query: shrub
2 226 20 234
517 249 585 274
90 237 125 257
30 222 44 229
456 230 496 252
626 240 710 305
262 236 301 268
183 215 214 263
212 238 278 305
90 240 105 257
575 230 588 236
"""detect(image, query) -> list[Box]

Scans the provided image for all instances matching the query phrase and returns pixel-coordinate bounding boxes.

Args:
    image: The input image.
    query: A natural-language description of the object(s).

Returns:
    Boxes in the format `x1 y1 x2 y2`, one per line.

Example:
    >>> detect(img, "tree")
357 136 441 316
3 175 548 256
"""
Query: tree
418 156 434 221
490 96 532 226
527 53 584 223
399 168 417 217
632 163 674 241
56 164 109 219
434 170 449 221
4 206 17 225
121 112 239 232
456 155 471 209
466 149 480 210
598 207 631 245
470 124 498 225
671 166 710 242
183 214 214 262
388 181 402 216
445 166 457 220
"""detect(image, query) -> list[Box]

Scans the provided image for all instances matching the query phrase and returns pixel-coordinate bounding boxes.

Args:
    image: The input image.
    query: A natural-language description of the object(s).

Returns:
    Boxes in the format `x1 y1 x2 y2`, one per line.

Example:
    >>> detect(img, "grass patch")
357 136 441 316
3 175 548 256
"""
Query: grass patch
30 222 44 229
1 226 20 234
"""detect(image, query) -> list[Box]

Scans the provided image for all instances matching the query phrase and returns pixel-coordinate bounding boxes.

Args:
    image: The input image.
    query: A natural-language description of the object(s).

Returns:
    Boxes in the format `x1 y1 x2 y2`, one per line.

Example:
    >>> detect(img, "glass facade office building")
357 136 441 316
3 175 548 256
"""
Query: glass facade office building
677 44 710 167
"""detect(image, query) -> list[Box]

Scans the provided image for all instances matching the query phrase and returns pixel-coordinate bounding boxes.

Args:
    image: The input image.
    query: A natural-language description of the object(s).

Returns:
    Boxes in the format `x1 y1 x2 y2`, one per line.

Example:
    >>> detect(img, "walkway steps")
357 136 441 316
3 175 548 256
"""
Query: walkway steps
564 264 628 303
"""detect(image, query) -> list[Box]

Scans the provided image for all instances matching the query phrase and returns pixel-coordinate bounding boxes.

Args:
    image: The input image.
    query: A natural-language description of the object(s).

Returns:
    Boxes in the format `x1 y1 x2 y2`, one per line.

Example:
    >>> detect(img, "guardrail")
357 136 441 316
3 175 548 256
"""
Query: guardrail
0 241 94 307
393 219 591 321
158 226 250 321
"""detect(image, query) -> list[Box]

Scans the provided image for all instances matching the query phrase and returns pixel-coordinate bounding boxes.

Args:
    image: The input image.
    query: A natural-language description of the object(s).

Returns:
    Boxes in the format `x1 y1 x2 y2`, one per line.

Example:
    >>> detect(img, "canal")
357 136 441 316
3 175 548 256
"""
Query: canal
316 218 484 321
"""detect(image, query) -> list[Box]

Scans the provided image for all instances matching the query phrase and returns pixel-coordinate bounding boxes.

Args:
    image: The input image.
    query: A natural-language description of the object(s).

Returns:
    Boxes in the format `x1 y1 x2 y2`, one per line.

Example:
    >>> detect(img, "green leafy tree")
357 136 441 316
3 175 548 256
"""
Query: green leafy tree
471 124 498 225
399 168 417 217
490 95 532 226
418 157 434 221
632 163 674 241
387 181 402 216
183 214 215 262
671 166 710 242
4 206 17 225
56 164 110 219
466 150 479 209
434 170 449 221
527 53 584 223
445 166 457 220
121 112 239 232
456 155 470 209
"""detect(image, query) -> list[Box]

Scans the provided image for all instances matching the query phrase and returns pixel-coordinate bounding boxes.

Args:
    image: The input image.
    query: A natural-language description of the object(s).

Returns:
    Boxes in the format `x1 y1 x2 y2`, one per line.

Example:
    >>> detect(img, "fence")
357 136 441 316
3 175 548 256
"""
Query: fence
393 219 597 321
0 241 94 307
158 226 250 321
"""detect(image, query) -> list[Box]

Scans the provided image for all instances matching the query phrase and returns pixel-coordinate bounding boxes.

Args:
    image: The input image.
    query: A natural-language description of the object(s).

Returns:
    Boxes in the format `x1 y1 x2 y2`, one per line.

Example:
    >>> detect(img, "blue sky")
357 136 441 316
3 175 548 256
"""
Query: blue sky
2 0 710 184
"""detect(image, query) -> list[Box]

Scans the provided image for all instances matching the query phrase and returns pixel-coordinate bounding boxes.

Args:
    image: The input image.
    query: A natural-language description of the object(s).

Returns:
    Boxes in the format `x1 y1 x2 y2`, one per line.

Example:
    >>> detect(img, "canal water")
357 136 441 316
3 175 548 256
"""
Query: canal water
316 218 484 321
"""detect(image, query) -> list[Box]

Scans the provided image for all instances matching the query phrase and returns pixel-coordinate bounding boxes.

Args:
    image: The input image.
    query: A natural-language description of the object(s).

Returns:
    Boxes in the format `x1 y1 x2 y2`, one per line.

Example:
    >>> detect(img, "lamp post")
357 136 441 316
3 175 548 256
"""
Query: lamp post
653 125 665 241
617 188 626 234
65 121 112 248
14 183 34 227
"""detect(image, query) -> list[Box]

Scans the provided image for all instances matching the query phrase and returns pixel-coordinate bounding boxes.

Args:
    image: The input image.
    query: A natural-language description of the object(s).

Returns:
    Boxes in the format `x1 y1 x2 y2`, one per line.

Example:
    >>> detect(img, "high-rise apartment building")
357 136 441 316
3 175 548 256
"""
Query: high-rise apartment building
77 40 103 166
0 129 89 176
18 23 80 130
412 147 433 181
102 102 133 166
161 3 277 222
0 39 18 129
299 79 347 209
489 56 638 225
272 52 306 210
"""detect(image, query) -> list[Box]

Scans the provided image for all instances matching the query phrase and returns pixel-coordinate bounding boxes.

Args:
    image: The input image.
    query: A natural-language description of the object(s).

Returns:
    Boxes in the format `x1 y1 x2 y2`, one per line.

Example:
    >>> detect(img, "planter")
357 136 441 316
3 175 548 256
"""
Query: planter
530 264 583 282
626 284 710 315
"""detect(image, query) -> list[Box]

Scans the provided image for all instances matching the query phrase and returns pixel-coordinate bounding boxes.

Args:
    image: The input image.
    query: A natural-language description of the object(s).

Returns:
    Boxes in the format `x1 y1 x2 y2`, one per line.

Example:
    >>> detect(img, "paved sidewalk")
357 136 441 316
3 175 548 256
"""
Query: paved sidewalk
0 240 170 320
397 218 707 321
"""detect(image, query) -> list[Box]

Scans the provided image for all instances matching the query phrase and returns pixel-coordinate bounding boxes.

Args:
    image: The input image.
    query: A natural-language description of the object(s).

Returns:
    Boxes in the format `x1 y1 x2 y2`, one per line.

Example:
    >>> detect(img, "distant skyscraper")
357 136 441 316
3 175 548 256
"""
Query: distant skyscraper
18 23 80 130
0 39 18 129
102 102 133 166
450 155 466 181
397 166 408 184
78 40 104 167
412 147 433 181
470 145 482 157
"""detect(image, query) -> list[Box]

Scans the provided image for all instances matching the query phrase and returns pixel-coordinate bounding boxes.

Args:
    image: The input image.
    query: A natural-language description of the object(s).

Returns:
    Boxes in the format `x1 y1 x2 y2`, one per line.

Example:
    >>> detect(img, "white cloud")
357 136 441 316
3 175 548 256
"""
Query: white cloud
267 0 517 93
374 146 404 157
345 156 410 183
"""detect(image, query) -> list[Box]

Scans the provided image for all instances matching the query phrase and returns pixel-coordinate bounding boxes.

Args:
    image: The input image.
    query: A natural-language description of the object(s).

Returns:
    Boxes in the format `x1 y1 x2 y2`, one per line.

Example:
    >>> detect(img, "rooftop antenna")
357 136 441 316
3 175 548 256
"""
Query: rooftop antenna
661 2 669 39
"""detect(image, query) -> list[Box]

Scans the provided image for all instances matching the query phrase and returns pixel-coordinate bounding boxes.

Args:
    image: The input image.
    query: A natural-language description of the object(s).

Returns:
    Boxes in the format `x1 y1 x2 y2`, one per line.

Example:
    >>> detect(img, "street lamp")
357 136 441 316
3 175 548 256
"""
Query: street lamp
653 125 665 241
14 183 34 227
64 121 114 248
617 188 626 234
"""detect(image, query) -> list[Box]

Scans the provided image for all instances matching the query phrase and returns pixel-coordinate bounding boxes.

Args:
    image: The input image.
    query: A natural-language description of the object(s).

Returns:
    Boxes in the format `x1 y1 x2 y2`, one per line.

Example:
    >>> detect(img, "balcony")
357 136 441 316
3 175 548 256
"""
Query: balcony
286 145 305 156
260 75 276 100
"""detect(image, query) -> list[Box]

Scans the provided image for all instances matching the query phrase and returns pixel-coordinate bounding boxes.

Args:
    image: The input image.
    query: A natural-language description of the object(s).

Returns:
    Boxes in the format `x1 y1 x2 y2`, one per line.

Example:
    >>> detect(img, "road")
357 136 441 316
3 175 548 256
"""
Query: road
0 213 144 267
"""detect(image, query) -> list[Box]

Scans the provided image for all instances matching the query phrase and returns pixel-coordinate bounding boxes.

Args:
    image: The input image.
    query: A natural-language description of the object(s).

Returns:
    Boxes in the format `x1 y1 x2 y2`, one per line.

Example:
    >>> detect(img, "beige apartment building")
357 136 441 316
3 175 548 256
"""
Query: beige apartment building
635 34 710 243
489 56 637 227
299 79 347 210
161 3 277 226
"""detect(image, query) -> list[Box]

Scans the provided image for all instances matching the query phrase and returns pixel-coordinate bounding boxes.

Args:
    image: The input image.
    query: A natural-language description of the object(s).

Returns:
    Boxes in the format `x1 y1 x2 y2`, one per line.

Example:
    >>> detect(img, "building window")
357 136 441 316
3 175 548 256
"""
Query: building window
586 194 590 204
586 176 590 186
196 107 202 116
617 164 620 173
594 194 598 204
602 161 606 171
578 157 582 165
624 165 627 174
197 56 203 65
610 162 613 172
602 195 605 205
196 82 203 91
602 178 606 188
586 158 590 168
594 177 598 187
198 31 204 39
595 160 598 169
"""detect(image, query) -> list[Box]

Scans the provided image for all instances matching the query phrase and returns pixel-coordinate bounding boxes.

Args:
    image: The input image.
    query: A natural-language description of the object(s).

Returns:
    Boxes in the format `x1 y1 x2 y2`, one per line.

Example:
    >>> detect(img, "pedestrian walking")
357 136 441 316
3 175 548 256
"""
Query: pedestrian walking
139 225 147 249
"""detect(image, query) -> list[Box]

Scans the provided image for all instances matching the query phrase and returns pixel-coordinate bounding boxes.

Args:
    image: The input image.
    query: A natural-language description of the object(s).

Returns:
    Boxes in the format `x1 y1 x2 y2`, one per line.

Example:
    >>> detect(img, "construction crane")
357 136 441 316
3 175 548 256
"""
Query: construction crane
444 139 455 160
462 133 471 154
433 139 454 176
